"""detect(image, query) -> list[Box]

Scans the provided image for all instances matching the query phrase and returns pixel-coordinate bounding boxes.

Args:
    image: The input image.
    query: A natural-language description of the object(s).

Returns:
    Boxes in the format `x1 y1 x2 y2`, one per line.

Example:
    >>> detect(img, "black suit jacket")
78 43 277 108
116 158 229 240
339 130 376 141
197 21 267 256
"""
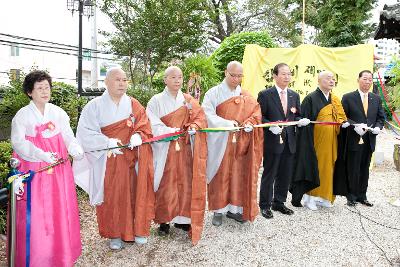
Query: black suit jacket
341 90 385 152
257 86 301 154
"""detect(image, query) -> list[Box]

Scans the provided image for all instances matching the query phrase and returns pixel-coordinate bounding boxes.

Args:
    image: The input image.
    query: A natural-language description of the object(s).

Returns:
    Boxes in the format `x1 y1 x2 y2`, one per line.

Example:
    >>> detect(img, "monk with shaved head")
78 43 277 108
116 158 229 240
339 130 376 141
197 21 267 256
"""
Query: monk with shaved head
74 67 155 250
291 70 347 210
146 66 207 245
202 61 263 226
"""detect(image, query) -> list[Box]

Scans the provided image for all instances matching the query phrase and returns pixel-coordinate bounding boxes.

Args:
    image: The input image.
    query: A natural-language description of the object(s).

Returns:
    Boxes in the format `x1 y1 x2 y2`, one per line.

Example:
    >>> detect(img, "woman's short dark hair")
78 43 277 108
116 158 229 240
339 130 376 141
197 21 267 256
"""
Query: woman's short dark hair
22 70 52 97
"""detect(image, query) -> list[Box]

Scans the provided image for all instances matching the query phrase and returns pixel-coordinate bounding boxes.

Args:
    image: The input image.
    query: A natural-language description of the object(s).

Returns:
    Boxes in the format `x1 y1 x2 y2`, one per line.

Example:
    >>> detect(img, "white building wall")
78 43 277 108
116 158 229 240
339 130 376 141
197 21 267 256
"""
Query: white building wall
0 1 118 90
370 38 400 65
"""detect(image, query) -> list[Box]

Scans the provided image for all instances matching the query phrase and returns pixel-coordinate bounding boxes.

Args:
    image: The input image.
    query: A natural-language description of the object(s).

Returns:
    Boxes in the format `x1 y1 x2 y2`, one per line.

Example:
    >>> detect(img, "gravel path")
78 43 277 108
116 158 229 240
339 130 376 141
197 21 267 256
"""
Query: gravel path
1 132 400 266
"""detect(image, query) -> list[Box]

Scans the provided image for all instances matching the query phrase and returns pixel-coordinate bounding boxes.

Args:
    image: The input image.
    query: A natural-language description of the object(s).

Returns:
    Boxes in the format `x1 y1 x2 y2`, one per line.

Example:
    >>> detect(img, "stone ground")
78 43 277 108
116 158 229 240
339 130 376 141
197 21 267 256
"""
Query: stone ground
1 132 400 266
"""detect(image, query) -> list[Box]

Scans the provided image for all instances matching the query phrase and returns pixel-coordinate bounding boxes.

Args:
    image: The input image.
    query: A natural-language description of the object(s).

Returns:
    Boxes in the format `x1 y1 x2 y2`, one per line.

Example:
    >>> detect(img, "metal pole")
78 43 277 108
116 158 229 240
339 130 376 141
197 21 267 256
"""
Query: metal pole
91 7 98 90
7 181 16 267
302 0 306 44
7 158 19 267
78 0 83 96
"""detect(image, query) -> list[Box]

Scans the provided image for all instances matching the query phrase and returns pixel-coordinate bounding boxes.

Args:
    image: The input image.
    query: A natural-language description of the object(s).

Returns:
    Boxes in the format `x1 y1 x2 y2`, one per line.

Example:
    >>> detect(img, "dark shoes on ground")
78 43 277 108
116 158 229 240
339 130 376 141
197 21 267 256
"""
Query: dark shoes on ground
226 211 246 223
291 201 303 208
272 204 294 215
357 199 373 207
158 223 170 236
347 200 357 206
174 223 191 231
347 199 373 207
260 208 273 219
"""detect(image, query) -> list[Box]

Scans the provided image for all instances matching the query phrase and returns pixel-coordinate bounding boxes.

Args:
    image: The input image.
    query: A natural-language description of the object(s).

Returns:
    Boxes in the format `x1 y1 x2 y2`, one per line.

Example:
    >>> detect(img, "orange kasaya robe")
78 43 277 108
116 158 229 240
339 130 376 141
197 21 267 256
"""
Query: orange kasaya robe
155 94 207 245
208 90 263 222
96 98 155 241
308 94 347 202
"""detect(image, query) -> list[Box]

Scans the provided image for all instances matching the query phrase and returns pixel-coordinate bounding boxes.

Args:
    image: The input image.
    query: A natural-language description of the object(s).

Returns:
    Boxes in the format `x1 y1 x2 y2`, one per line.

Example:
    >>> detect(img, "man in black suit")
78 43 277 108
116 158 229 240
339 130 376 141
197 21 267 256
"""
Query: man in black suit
338 70 385 207
257 63 310 219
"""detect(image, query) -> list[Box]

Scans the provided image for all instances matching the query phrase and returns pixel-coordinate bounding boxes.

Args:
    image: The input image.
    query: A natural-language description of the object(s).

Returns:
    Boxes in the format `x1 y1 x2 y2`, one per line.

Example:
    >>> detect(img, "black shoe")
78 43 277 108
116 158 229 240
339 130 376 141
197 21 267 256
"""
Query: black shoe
174 223 191 231
358 200 373 207
226 211 245 223
260 208 273 219
158 223 170 236
346 200 357 207
291 201 303 207
272 205 294 215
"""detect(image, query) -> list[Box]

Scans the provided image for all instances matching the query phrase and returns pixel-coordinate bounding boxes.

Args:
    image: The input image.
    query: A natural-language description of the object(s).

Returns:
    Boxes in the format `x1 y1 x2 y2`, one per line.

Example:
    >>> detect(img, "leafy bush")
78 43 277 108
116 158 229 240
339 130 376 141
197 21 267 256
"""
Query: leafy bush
0 79 86 137
0 141 12 188
50 82 88 132
0 140 12 234
180 54 220 102
127 85 161 107
0 78 30 140
211 31 277 78
388 58 400 111
151 71 166 93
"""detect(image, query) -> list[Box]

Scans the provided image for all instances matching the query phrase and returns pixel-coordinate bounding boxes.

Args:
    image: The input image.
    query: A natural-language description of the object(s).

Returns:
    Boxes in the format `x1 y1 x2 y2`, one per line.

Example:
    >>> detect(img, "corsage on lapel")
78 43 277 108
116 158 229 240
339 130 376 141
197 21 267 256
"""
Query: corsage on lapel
290 107 297 114
47 121 55 131
126 114 135 128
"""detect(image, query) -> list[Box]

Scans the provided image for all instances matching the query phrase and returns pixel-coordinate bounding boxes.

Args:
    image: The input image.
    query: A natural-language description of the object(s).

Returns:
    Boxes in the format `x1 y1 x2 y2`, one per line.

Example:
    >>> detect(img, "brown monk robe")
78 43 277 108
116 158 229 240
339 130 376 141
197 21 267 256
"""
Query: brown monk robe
208 91 263 222
154 94 207 245
97 98 155 240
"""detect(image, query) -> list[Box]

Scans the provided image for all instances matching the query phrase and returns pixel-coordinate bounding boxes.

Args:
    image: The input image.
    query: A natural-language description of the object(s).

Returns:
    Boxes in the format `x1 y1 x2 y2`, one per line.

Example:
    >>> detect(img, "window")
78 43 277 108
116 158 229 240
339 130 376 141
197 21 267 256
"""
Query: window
11 45 19 56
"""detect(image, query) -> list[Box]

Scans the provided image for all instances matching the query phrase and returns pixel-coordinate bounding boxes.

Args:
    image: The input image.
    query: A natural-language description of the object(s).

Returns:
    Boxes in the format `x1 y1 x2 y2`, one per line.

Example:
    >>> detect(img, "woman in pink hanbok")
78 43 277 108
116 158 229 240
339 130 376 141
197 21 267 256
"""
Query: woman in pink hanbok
10 70 83 267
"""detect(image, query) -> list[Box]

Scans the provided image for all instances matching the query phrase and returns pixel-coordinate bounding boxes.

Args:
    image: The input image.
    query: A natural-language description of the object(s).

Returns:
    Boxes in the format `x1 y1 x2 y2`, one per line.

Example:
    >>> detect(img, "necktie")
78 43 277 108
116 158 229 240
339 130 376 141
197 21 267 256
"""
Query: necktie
363 93 368 116
280 90 287 116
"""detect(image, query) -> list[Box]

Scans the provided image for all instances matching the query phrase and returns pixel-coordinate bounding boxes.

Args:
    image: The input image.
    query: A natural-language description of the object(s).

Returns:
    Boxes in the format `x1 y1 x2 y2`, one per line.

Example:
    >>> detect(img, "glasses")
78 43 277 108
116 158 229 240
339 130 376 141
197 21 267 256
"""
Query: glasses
228 72 244 79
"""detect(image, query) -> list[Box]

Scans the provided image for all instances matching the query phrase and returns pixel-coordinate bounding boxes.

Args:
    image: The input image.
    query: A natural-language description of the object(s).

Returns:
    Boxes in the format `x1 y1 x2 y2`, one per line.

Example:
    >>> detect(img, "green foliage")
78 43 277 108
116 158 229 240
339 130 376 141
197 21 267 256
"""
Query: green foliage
0 78 30 137
0 141 12 187
0 80 86 135
0 140 12 234
100 0 207 87
180 54 220 101
204 0 301 46
286 0 377 47
388 58 400 111
151 71 166 93
127 85 161 107
211 31 276 77
50 82 87 132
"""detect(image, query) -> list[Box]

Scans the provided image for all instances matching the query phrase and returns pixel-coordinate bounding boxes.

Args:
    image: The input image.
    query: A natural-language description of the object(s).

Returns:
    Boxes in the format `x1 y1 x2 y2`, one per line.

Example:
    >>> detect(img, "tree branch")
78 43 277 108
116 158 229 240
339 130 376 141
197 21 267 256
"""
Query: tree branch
237 8 271 32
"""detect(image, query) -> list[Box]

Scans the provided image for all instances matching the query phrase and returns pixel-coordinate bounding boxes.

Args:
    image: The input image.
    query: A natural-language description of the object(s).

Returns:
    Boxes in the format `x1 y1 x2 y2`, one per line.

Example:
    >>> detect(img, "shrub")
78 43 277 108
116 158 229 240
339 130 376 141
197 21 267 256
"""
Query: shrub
0 141 12 188
0 140 12 234
127 85 161 107
180 54 220 102
388 58 400 112
211 31 277 78
0 79 30 140
0 79 86 137
50 82 87 132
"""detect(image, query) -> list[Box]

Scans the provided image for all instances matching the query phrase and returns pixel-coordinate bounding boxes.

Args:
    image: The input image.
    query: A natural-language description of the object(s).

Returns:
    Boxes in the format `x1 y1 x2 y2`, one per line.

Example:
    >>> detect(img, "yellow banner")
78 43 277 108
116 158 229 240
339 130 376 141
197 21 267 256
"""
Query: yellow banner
241 44 374 99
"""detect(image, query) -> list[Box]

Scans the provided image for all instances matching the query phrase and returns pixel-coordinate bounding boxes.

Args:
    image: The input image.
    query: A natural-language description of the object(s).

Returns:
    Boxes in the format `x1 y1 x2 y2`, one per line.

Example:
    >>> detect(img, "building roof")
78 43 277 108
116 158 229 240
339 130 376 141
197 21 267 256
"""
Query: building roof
374 3 400 40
